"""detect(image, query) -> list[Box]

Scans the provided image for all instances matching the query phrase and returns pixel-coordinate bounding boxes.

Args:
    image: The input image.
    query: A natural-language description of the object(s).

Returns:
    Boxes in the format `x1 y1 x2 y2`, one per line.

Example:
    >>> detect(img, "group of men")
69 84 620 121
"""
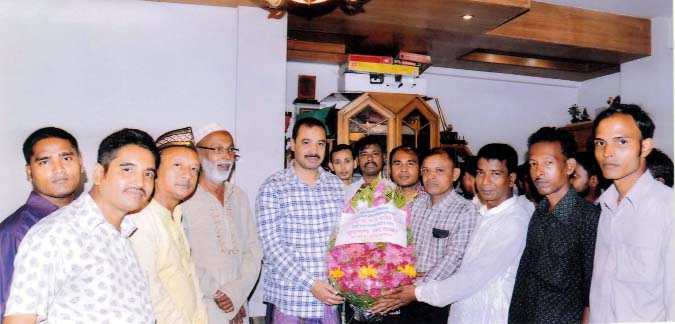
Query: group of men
0 100 672 324
272 102 672 324
0 125 262 324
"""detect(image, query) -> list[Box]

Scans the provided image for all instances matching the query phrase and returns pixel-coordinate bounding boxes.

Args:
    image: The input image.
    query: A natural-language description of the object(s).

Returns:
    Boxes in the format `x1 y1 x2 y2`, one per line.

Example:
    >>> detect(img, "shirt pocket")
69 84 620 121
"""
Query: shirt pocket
615 242 660 284
432 227 449 238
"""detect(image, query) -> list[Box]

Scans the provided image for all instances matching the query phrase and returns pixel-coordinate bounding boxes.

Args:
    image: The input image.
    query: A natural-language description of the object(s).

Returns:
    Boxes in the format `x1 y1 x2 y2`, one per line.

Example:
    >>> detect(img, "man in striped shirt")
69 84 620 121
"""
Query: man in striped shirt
256 117 345 323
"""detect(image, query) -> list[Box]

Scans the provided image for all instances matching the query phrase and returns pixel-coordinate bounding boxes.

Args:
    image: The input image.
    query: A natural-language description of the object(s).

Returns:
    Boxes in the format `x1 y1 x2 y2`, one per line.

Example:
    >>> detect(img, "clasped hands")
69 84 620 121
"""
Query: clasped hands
370 284 417 314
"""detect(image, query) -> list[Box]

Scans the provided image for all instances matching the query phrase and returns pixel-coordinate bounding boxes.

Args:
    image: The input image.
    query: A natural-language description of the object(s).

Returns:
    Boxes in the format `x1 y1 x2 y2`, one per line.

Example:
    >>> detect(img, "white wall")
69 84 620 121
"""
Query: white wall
0 1 286 223
425 68 579 161
285 61 339 111
578 73 620 117
620 17 674 157
579 17 674 158
286 62 581 162
234 6 287 221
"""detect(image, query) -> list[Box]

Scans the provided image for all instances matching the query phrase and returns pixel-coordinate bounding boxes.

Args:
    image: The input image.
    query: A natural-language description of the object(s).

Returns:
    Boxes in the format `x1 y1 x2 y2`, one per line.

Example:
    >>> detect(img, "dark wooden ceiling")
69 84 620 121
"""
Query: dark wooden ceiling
286 0 651 81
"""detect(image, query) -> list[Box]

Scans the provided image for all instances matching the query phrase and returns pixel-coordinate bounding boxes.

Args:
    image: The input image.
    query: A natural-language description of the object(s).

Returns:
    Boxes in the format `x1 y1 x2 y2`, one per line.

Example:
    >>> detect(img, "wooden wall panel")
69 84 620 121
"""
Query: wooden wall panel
488 1 650 55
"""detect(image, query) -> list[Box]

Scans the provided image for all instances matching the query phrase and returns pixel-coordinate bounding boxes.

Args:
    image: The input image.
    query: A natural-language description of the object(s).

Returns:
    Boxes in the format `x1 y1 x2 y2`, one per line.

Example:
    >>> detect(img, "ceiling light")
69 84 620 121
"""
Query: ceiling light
462 14 473 20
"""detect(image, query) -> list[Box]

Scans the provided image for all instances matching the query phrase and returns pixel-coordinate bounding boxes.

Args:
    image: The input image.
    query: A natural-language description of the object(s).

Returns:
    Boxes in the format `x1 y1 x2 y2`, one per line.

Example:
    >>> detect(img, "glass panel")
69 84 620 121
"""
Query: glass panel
348 106 389 179
401 109 431 154
348 106 388 144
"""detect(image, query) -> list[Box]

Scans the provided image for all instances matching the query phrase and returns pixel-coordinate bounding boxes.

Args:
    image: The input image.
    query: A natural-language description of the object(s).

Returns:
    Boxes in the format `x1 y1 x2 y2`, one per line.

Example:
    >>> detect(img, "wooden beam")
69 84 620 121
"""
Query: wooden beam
287 49 347 64
488 1 650 55
459 49 616 73
288 39 346 54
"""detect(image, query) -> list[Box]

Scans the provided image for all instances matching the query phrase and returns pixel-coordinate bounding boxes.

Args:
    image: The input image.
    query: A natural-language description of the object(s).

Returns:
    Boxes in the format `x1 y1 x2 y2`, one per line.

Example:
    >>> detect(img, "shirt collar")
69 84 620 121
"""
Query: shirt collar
598 170 657 212
285 159 330 186
422 189 462 210
536 188 580 222
148 199 182 222
480 195 518 217
76 194 138 237
413 182 427 198
26 191 59 216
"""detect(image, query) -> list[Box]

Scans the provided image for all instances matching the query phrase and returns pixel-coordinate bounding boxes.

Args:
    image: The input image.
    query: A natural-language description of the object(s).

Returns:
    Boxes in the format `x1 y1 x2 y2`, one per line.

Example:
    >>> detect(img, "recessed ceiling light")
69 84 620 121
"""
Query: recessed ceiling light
462 14 473 20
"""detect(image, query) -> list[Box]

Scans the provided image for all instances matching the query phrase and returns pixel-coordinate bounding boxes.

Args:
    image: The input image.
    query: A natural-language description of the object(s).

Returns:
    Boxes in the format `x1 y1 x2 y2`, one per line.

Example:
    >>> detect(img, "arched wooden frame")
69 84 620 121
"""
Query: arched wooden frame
395 97 440 149
337 93 397 154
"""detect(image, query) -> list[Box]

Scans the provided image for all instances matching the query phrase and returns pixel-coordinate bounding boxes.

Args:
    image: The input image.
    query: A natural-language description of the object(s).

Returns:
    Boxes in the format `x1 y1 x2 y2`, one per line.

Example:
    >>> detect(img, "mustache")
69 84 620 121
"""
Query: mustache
124 187 147 197
305 155 321 159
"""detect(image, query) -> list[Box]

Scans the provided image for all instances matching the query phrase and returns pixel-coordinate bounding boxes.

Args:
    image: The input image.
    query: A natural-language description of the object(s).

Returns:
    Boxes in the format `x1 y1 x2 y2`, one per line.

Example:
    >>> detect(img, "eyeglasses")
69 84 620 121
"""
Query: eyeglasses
197 146 240 155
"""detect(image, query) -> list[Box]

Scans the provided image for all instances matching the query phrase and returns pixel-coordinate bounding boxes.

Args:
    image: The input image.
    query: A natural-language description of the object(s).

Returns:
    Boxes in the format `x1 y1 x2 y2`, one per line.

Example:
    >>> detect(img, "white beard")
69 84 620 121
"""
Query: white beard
201 157 233 183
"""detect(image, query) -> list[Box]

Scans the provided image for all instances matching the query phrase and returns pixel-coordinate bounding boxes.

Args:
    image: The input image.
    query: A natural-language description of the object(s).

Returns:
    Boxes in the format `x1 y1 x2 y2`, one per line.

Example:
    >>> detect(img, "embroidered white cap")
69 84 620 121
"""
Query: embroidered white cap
194 123 227 144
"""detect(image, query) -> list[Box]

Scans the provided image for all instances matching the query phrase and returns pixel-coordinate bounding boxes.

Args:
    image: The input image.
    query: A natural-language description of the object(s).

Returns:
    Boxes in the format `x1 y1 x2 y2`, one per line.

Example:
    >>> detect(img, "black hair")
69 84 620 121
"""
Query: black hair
23 127 80 164
353 135 385 158
527 127 577 160
647 148 674 187
460 156 478 177
97 128 160 172
330 144 354 162
389 145 419 166
292 117 326 140
477 143 518 174
572 151 598 176
593 103 655 140
516 162 544 203
421 147 459 168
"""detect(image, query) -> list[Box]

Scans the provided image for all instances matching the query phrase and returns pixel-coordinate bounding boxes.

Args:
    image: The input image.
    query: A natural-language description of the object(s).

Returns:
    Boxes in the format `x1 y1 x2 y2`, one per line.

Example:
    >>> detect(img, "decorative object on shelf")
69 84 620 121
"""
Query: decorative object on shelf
297 75 316 99
433 97 469 146
580 108 591 122
568 104 581 123
607 95 621 106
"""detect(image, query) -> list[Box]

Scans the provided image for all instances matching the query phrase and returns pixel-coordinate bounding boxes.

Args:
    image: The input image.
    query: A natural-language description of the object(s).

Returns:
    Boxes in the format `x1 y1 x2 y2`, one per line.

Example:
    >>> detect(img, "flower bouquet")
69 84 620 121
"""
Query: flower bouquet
326 179 416 322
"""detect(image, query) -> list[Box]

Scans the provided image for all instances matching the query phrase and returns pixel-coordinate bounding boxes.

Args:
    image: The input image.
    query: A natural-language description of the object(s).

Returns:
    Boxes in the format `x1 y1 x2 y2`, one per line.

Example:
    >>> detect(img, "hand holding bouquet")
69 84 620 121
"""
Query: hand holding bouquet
326 180 416 321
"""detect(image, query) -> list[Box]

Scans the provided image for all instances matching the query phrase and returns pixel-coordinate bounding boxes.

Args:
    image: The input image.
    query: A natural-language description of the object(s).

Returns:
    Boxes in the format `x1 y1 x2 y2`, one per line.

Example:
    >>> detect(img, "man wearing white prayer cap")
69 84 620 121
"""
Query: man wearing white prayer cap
181 123 263 324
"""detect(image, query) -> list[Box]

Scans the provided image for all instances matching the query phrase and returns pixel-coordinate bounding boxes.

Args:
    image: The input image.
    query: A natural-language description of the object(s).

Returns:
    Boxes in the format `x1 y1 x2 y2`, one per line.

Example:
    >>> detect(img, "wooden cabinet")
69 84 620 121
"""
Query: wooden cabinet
559 121 593 152
337 92 440 154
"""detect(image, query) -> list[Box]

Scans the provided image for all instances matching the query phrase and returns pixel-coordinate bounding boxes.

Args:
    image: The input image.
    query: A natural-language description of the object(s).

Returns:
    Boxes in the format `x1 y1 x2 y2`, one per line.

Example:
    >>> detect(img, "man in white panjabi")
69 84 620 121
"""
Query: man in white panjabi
406 144 530 323
181 123 263 324
128 127 208 324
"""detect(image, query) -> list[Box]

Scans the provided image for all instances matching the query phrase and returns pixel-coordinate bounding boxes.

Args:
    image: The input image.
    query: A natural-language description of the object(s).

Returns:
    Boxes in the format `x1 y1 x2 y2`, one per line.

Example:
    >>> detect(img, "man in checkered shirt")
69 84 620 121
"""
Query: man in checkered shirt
373 147 479 324
256 117 345 324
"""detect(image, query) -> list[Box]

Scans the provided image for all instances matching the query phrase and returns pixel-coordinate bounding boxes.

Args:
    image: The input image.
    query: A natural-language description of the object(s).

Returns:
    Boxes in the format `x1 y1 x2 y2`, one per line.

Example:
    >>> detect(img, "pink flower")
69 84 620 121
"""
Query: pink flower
326 254 338 269
369 288 381 298
372 196 386 206
353 284 366 295
374 182 385 196
343 244 366 260
383 246 404 264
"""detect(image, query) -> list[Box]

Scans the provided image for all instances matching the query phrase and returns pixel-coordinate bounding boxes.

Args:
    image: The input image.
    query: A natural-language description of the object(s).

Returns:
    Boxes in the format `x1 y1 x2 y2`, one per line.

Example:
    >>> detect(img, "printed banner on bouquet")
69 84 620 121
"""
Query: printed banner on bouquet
334 204 407 247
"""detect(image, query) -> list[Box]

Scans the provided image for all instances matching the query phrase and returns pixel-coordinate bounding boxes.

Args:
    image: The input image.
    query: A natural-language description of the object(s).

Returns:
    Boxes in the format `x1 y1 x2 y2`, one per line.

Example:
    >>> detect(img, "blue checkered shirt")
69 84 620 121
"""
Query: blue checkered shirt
256 161 344 318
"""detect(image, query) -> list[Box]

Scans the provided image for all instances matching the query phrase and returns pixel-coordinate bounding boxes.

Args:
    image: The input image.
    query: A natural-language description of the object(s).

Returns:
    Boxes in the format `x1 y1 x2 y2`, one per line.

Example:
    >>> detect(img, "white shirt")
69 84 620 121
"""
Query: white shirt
181 183 263 322
515 194 536 216
415 196 530 324
5 194 154 323
589 171 674 323
345 177 365 201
